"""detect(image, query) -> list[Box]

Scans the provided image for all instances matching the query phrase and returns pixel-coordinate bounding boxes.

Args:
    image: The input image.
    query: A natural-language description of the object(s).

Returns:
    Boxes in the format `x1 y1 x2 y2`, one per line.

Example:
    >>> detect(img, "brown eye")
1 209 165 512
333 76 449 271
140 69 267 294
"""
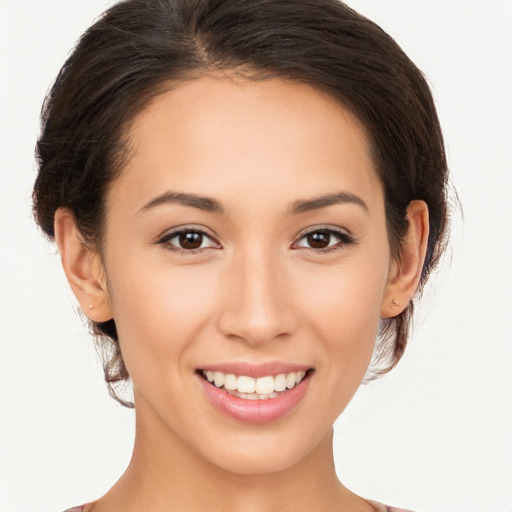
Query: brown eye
158 228 220 252
306 231 331 249
294 228 354 252
178 231 204 249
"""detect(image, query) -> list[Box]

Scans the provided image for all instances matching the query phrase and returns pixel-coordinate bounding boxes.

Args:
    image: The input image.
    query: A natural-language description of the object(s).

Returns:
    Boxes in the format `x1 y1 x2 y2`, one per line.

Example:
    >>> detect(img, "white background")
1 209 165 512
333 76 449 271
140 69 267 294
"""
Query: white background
0 1 511 511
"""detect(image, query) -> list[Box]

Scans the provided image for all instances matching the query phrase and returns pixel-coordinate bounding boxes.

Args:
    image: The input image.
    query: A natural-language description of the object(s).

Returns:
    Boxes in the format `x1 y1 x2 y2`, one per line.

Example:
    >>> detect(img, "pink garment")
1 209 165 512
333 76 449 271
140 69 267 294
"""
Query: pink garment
370 502 413 512
64 503 412 512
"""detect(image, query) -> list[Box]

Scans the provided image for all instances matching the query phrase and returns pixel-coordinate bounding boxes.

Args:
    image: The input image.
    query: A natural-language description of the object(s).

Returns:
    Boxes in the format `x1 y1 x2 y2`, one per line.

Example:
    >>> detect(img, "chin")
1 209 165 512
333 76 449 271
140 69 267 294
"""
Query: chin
211 448 305 476
196 425 332 477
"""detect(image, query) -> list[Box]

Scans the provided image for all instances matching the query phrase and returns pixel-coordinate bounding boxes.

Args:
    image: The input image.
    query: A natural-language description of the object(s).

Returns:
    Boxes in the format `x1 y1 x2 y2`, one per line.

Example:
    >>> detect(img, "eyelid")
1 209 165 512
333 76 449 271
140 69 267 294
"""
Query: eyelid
296 224 353 238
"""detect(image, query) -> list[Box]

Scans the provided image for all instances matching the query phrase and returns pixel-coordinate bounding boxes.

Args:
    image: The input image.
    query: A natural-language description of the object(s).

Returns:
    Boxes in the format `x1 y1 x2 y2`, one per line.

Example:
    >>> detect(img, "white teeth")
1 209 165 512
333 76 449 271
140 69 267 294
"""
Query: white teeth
203 369 308 398
237 375 256 393
274 374 287 392
223 373 237 390
255 375 275 395
227 390 281 400
213 371 224 388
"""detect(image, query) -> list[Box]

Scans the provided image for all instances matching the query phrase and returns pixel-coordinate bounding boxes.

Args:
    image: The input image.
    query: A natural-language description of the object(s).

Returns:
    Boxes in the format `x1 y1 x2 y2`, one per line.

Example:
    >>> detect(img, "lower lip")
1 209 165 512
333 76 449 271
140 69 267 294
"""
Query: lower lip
198 372 312 424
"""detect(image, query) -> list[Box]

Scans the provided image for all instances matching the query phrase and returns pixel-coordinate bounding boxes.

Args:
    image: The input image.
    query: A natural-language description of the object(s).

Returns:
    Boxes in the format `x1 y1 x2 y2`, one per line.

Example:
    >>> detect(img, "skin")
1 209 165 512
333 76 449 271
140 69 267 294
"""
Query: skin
55 76 429 512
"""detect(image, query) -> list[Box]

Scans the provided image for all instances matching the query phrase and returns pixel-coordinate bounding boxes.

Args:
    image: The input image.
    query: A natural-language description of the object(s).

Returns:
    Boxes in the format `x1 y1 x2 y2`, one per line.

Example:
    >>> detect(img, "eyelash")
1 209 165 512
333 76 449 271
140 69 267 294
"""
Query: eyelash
292 227 356 253
156 227 221 255
156 227 355 255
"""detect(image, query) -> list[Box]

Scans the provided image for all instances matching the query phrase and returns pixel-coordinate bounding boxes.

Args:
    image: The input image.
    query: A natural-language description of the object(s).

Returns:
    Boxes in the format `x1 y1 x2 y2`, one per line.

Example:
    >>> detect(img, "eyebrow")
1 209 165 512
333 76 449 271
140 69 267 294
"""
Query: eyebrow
138 192 225 215
138 190 368 216
288 191 369 215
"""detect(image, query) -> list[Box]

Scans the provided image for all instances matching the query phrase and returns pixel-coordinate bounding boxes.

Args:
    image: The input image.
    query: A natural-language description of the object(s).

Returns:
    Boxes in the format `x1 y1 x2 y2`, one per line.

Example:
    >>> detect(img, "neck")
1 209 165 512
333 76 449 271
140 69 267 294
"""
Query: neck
91 393 372 512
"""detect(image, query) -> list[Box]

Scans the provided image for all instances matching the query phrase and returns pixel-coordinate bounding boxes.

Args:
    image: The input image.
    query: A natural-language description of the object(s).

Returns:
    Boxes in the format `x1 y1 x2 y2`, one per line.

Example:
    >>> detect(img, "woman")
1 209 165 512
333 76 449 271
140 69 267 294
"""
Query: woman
32 0 449 510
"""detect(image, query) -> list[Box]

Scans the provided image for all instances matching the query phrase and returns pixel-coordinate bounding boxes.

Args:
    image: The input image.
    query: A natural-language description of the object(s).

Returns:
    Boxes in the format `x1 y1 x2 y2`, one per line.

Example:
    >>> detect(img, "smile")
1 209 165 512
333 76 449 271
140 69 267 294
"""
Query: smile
201 370 308 400
197 365 313 424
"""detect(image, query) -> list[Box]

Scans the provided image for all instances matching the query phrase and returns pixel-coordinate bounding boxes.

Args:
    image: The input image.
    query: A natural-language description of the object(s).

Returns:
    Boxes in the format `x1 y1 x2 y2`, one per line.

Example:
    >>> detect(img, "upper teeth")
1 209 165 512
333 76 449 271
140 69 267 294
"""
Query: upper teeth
203 370 307 395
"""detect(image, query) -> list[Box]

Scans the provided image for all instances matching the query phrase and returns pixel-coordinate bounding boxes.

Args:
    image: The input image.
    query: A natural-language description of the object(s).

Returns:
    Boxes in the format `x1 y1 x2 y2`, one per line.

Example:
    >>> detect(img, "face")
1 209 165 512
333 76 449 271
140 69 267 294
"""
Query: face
100 76 393 474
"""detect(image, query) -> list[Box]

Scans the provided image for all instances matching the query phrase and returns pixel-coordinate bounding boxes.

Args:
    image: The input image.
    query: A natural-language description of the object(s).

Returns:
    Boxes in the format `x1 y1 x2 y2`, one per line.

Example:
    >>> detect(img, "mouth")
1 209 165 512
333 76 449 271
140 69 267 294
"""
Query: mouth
196 365 314 424
198 369 310 400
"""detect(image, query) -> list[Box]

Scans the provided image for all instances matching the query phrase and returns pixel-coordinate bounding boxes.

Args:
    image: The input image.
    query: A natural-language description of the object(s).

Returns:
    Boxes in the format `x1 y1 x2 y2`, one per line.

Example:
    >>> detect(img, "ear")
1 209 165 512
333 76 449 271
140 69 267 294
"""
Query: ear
381 200 429 318
54 208 113 322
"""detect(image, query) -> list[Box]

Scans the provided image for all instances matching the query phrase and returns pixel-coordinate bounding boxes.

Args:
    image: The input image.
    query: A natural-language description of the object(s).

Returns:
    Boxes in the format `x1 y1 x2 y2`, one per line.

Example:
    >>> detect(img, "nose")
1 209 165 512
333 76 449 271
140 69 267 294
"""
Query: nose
217 249 298 347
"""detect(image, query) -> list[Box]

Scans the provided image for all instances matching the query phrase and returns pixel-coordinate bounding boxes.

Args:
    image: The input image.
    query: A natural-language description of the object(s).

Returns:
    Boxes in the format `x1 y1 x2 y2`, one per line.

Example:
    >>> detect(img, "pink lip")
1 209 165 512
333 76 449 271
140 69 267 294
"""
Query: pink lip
199 361 311 378
197 370 312 424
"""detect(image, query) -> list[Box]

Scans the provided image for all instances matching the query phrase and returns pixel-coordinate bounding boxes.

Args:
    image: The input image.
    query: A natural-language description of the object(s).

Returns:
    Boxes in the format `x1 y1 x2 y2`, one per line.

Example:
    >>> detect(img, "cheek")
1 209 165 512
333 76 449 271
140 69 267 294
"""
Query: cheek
104 251 221 373
296 251 389 372
300 254 387 331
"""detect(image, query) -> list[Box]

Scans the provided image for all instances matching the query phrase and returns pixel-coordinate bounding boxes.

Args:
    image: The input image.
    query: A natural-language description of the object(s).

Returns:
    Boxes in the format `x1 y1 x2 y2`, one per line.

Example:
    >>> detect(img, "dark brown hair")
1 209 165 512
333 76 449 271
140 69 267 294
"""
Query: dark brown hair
33 0 449 406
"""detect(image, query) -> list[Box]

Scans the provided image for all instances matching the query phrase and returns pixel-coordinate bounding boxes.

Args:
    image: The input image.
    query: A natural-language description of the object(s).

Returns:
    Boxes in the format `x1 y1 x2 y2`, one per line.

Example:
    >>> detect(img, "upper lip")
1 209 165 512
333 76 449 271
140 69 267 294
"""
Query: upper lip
198 361 312 378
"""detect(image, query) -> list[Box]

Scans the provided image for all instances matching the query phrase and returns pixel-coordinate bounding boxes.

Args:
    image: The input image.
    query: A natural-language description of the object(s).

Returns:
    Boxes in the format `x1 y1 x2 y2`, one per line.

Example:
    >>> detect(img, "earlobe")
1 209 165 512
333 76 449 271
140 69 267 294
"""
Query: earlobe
54 208 113 322
381 200 429 318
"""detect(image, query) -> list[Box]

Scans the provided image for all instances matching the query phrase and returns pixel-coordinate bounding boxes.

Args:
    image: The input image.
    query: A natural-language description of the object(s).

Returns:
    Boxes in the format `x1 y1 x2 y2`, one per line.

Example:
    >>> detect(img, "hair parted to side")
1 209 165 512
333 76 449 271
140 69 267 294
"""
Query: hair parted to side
33 0 449 406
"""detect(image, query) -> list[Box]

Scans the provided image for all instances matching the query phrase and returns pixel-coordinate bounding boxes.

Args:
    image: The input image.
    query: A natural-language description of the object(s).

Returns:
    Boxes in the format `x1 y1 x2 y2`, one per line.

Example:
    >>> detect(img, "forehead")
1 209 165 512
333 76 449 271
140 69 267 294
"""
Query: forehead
112 75 383 215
